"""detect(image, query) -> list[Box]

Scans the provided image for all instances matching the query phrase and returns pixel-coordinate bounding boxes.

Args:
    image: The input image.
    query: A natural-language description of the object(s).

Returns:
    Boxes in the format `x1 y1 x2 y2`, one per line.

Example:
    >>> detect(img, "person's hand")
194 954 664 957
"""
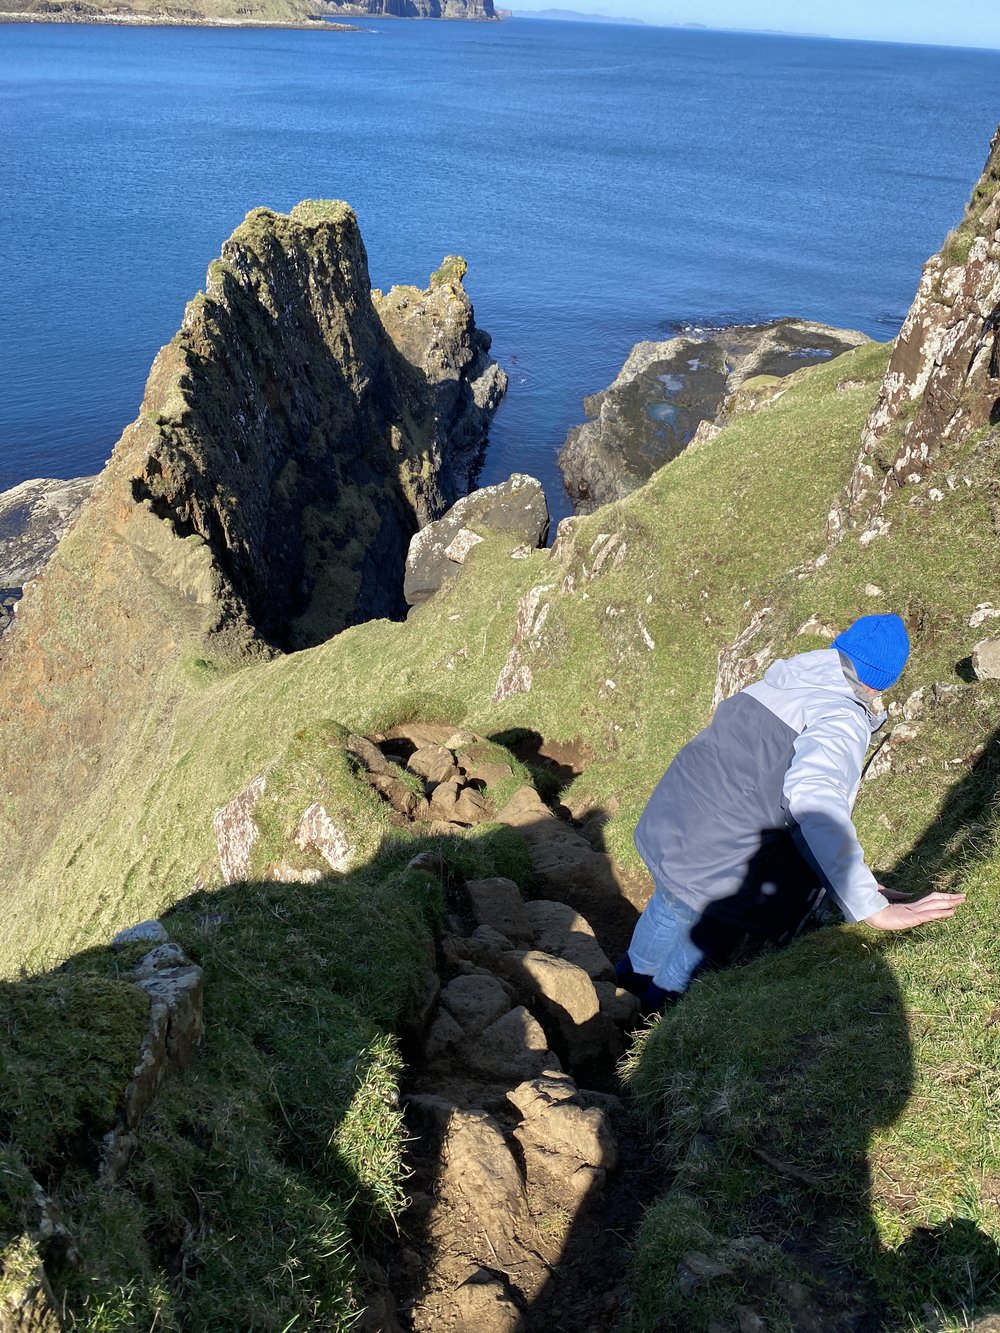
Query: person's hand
865 892 966 931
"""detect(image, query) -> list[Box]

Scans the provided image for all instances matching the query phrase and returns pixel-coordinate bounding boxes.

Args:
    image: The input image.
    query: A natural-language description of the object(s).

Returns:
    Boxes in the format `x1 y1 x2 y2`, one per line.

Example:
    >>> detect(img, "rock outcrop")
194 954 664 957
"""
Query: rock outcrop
827 128 1000 540
0 475 97 633
0 203 504 893
404 473 549 607
120 215 504 653
559 319 868 512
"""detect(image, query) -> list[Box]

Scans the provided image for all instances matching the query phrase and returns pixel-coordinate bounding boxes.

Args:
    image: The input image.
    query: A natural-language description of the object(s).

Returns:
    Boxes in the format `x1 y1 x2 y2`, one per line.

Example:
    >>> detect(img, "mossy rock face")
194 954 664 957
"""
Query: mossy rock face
559 318 868 511
0 202 505 915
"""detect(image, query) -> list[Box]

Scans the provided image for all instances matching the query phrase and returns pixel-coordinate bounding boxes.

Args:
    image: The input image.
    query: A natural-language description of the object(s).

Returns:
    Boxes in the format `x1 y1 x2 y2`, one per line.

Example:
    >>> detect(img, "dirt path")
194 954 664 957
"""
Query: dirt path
352 725 655 1332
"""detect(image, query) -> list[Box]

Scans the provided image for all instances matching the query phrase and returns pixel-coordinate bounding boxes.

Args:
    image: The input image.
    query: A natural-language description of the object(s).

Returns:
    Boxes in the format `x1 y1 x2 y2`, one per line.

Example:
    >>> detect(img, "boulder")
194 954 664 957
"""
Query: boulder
472 924 514 951
407 744 461 786
404 474 550 607
502 950 603 1065
972 638 1000 681
508 1070 618 1199
524 900 614 980
465 877 533 945
452 787 491 825
468 1006 560 1082
426 779 464 820
433 1106 530 1270
440 974 512 1035
424 1008 464 1059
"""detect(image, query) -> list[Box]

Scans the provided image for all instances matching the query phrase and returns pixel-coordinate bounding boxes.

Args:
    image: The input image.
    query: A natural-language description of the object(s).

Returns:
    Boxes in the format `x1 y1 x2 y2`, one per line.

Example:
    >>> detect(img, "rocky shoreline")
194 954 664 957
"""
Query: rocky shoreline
0 9 358 24
559 318 870 512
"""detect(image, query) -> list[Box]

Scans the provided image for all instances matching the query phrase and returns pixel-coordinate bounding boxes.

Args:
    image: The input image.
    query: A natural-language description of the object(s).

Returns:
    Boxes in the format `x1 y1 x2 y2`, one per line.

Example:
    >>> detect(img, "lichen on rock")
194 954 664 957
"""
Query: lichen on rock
829 126 1000 539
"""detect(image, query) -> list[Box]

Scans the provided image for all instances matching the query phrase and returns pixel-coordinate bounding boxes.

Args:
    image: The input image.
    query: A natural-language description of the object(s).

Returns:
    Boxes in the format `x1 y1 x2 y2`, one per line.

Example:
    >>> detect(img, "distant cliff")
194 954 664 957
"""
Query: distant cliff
0 0 345 26
324 0 495 16
0 0 496 23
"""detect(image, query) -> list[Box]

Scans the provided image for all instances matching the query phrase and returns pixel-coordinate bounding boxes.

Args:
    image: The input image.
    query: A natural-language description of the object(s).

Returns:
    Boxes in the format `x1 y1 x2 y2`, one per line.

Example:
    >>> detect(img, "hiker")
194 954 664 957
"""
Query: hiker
617 613 965 1012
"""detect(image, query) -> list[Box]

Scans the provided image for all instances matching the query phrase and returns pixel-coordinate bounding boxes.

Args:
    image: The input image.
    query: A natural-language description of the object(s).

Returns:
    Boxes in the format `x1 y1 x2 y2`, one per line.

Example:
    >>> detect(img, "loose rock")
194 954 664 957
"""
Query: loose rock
525 899 614 980
440 975 512 1035
972 638 1000 681
468 1006 559 1082
465 877 533 945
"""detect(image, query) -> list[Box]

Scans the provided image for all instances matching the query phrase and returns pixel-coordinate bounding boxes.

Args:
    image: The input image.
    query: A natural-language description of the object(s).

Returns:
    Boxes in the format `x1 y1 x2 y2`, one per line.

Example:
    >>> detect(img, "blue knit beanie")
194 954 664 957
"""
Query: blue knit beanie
832 614 910 691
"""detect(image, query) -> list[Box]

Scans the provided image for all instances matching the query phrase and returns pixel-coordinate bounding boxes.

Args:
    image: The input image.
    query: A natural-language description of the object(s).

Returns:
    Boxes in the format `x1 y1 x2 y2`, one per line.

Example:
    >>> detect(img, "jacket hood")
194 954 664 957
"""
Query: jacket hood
761 649 886 730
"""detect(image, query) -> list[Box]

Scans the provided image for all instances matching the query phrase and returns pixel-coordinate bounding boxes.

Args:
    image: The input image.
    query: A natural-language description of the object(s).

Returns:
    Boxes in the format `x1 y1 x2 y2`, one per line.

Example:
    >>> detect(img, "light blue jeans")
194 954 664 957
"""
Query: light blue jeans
627 886 707 994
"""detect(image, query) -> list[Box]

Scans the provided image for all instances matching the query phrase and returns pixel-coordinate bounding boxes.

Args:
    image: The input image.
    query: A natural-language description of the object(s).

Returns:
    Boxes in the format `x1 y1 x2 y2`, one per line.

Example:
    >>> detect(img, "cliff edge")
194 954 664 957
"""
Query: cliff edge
0 200 504 895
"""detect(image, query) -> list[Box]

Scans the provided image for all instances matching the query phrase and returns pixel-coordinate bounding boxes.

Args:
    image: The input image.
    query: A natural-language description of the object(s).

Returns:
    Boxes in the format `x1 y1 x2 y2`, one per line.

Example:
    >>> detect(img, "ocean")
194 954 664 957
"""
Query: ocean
2 18 999 521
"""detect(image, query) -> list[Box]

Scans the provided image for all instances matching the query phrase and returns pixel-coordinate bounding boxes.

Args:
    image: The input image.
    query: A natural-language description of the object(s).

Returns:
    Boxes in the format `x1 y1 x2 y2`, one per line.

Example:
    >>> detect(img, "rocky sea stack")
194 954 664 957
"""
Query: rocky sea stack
0 200 504 889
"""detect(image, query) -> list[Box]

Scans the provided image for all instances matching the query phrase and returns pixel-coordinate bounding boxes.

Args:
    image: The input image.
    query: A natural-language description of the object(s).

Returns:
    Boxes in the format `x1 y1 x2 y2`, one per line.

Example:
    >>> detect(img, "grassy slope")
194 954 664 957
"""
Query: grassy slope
7 340 890 974
6 333 999 1327
619 437 1000 1323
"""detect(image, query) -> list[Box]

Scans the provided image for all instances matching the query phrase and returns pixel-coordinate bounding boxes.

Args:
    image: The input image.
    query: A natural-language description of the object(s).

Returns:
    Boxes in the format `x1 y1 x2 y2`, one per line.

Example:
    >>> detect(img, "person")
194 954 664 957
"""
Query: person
617 613 965 1012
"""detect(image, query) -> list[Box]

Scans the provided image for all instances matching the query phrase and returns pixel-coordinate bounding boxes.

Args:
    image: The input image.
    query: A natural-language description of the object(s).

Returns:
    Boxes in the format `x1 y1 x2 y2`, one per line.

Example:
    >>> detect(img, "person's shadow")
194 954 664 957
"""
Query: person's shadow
615 924 999 1330
596 724 1000 1332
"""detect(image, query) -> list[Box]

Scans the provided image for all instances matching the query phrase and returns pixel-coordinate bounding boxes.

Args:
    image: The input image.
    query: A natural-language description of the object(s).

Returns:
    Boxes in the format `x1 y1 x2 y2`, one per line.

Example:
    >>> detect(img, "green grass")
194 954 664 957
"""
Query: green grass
615 394 1000 1328
0 827 527 1330
3 275 1000 1330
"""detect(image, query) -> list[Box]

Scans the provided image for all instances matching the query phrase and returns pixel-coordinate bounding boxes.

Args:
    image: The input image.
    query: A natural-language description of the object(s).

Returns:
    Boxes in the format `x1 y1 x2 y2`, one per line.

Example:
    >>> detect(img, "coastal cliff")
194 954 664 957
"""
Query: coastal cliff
0 0 495 24
327 0 496 16
1 137 999 1333
0 200 504 901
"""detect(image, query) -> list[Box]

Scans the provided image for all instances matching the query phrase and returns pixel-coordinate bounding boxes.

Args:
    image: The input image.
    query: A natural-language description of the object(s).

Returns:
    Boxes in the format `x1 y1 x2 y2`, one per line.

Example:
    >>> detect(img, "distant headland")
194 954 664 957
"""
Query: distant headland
0 0 497 26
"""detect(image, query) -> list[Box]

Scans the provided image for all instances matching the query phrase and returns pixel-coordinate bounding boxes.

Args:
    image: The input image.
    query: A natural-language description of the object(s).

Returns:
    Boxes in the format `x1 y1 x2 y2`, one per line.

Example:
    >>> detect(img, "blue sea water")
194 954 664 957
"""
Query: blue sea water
1 19 999 520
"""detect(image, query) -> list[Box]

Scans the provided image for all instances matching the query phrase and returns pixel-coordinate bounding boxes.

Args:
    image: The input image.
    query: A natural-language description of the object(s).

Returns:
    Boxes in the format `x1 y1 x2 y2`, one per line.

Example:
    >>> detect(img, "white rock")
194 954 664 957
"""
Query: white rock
972 639 1000 681
969 603 1000 629
444 528 484 564
111 920 170 951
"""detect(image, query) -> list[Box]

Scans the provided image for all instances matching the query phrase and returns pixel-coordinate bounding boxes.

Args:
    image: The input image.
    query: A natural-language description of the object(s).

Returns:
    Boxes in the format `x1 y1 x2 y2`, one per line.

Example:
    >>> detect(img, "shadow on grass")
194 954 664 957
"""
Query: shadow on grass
882 717 1000 896
617 728 1000 1332
0 823 528 1331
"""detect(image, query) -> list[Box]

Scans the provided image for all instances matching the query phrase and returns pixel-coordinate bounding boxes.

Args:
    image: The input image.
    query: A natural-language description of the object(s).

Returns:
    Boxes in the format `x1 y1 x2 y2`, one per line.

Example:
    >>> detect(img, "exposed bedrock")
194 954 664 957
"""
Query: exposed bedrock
125 213 505 652
403 473 550 608
0 474 97 633
559 318 868 512
828 126 1000 540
